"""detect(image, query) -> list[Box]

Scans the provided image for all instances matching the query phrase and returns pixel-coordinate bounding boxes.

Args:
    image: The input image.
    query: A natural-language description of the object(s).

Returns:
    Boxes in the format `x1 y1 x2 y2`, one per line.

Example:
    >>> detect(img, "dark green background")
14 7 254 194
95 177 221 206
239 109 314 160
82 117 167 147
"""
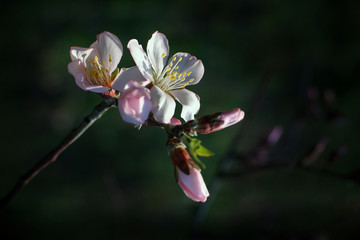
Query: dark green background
1 0 360 239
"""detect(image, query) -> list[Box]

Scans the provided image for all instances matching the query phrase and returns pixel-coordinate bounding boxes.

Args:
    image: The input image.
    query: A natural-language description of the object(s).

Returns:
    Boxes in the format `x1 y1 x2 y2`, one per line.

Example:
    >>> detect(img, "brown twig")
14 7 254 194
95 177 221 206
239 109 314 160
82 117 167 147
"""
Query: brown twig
0 98 117 211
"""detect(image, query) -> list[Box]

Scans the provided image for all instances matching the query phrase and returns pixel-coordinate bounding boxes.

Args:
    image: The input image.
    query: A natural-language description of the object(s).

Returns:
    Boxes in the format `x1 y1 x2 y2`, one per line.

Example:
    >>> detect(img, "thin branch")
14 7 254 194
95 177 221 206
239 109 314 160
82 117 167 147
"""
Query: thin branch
0 98 117 211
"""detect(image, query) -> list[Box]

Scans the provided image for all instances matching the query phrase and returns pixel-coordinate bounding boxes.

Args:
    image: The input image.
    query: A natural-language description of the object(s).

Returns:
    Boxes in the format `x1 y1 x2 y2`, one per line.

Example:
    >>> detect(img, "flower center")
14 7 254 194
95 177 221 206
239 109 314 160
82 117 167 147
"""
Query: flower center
154 56 195 92
85 55 112 87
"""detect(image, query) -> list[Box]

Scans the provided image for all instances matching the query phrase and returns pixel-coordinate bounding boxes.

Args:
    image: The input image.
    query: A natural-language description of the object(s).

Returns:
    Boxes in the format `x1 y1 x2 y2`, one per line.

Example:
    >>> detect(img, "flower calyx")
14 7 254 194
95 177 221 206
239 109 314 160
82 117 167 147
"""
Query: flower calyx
167 137 200 176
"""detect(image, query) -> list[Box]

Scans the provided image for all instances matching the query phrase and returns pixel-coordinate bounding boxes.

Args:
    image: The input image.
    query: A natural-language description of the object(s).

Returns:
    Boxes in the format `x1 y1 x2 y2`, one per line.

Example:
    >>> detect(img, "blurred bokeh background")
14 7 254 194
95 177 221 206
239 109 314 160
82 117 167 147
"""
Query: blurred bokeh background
1 0 360 239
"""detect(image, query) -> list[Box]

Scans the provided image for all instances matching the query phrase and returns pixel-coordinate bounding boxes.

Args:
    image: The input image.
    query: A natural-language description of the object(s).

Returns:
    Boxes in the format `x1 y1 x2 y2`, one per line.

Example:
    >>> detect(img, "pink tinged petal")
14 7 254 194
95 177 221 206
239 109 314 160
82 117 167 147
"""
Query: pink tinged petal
147 31 169 79
127 39 154 82
68 59 84 77
74 72 111 93
70 47 94 62
82 48 101 69
170 89 200 122
68 60 110 93
170 52 204 85
90 31 123 73
177 166 209 202
112 66 150 92
118 80 152 125
150 85 176 124
219 108 245 129
81 85 111 93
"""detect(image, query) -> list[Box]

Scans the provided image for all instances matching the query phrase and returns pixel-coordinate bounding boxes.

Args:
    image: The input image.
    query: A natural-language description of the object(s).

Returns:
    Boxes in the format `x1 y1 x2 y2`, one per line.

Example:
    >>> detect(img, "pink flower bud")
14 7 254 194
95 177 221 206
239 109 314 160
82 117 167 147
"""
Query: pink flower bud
118 80 152 125
167 137 209 202
170 118 182 126
195 108 245 134
176 166 209 202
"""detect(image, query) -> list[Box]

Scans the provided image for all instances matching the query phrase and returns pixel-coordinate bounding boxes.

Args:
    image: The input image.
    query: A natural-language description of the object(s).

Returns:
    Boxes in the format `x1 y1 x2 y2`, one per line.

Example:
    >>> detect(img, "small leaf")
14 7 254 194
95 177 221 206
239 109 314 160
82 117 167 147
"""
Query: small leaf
185 136 214 169
196 145 214 157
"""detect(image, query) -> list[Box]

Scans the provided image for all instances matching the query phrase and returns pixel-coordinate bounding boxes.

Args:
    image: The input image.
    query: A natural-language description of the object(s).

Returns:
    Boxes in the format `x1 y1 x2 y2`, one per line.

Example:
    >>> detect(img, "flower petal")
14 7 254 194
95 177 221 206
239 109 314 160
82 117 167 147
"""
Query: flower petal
118 80 152 125
68 60 110 93
147 31 169 79
150 85 176 123
170 89 200 122
73 71 111 93
68 59 84 77
169 52 204 86
70 47 94 62
112 66 150 92
90 31 123 73
81 85 111 93
177 166 209 202
127 39 154 82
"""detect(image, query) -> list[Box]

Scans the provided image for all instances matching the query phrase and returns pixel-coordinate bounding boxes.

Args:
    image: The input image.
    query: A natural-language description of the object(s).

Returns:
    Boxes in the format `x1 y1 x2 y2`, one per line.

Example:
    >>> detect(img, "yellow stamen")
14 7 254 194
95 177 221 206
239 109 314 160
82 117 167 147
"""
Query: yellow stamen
161 53 166 58
182 83 189 88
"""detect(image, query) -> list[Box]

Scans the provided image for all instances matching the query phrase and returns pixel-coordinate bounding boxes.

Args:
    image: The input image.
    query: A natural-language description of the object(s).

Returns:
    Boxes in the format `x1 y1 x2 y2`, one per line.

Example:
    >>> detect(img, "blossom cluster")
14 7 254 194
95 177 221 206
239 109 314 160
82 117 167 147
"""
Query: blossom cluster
68 31 244 202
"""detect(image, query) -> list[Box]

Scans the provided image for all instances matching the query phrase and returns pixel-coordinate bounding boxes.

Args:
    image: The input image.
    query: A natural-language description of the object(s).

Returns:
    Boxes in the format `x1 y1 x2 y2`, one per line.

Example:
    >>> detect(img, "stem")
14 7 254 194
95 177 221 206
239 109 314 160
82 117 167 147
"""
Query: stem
0 98 116 211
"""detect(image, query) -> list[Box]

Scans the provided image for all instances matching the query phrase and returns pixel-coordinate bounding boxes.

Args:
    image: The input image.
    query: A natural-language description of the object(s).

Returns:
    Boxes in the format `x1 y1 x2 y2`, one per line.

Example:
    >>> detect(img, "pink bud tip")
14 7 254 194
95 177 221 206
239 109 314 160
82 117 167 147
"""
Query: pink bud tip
218 108 245 129
170 118 182 126
195 108 245 134
176 166 209 202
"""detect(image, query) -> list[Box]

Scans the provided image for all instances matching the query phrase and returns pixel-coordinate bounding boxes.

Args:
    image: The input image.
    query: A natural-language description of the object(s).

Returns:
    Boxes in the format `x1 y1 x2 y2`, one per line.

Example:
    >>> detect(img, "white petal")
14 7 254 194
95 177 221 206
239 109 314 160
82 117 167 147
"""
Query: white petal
150 86 176 124
170 52 204 85
127 39 154 82
82 85 111 93
70 47 94 62
112 66 150 92
90 31 123 73
147 31 169 79
68 59 84 76
73 72 110 93
170 89 200 121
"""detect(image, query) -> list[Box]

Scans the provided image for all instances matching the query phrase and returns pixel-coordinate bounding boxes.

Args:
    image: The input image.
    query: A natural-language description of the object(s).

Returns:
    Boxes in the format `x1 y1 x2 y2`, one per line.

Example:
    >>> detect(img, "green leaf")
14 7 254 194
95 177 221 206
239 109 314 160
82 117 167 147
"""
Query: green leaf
185 136 214 169
196 145 214 157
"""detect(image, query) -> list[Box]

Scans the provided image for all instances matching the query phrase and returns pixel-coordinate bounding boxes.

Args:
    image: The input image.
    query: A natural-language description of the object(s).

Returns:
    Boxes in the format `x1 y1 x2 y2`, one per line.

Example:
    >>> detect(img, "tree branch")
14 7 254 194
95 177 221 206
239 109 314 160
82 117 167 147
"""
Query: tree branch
0 98 117 211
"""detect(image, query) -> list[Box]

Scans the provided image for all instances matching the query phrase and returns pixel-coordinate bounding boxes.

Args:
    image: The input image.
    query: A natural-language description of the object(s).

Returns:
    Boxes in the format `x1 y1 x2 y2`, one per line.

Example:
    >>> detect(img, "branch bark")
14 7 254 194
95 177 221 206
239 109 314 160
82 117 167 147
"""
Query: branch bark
0 98 116 211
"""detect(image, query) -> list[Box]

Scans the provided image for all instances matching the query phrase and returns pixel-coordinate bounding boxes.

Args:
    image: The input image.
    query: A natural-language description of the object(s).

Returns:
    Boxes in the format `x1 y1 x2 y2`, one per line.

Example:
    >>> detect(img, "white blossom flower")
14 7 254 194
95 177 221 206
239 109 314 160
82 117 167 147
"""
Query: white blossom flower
68 31 123 93
125 31 204 123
